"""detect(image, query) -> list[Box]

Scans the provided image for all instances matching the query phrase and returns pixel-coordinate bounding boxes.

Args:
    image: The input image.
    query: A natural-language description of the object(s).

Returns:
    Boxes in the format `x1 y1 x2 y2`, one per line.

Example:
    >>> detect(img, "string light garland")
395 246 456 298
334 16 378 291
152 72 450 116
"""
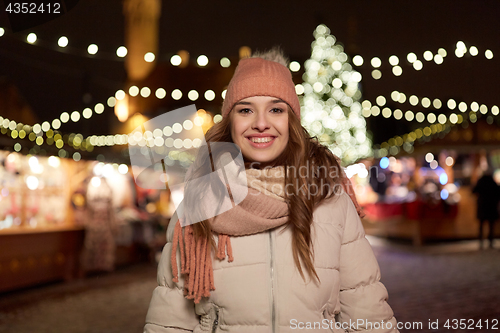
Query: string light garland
0 28 238 70
361 91 499 127
374 123 453 158
0 26 307 73
0 83 223 163
1 25 494 71
371 102 499 159
0 108 216 161
1 85 226 140
351 41 495 79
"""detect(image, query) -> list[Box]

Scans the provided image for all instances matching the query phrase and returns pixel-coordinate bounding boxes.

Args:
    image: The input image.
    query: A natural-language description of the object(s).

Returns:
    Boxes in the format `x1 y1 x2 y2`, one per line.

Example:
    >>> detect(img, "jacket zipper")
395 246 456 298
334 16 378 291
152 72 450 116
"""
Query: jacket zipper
269 230 276 333
212 307 219 333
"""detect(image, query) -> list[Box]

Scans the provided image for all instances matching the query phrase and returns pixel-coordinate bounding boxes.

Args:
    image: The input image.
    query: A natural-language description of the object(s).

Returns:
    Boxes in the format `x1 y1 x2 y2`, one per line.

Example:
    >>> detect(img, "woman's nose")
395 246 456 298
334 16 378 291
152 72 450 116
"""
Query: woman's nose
251 110 271 131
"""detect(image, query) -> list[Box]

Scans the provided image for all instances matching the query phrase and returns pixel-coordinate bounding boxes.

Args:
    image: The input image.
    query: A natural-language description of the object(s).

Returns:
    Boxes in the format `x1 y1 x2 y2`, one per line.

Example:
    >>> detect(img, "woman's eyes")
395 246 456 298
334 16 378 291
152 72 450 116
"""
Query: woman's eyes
237 108 252 114
236 107 284 114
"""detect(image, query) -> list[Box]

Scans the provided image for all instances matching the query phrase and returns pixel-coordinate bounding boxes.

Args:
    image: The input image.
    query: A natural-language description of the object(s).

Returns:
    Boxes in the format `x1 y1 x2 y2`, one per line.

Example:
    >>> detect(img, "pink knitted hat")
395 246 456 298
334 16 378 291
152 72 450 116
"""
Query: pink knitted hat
221 57 301 118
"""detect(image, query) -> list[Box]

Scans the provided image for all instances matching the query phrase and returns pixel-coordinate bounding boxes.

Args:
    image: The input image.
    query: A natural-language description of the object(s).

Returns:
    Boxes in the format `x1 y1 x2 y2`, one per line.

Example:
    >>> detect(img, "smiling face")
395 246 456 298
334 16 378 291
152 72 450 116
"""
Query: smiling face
230 96 289 168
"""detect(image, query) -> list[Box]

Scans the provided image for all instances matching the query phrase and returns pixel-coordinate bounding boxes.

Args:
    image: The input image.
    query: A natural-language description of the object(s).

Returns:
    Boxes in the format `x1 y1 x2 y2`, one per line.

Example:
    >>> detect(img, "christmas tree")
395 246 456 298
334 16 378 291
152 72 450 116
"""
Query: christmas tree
300 24 372 165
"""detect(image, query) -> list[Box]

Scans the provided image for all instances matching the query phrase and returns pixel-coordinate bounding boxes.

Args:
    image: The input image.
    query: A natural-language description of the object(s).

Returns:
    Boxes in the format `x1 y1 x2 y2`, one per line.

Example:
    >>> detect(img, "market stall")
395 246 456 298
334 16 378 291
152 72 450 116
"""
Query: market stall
0 150 168 292
0 151 85 291
349 154 482 245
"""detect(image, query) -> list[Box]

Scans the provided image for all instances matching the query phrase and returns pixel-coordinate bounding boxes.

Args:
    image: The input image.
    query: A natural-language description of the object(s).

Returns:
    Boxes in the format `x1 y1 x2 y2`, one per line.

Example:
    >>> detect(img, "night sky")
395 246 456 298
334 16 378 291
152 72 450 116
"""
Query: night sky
0 0 499 145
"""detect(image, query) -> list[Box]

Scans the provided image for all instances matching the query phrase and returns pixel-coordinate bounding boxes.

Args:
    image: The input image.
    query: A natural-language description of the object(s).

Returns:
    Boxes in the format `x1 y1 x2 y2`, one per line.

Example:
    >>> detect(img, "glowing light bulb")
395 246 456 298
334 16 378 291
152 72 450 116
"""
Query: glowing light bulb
392 66 402 76
144 52 155 62
171 55 182 66
95 103 105 114
52 119 61 129
425 153 434 163
370 57 382 68
405 111 415 121
423 51 433 61
409 95 419 106
289 61 301 72
188 90 199 101
118 164 128 174
156 88 166 99
433 99 442 109
213 115 222 123
60 112 70 123
434 54 444 64
388 55 399 66
447 99 456 109
352 55 363 66
204 90 215 101
140 87 151 98
376 96 386 106
197 55 209 66
407 52 417 63
171 89 182 100
129 86 139 97
107 97 116 107
87 44 98 55
371 70 382 79
58 36 68 47
458 102 467 112
456 41 466 51
427 113 436 123
115 90 126 100
71 111 80 122
27 33 37 43
83 108 92 119
116 46 127 57
220 57 231 67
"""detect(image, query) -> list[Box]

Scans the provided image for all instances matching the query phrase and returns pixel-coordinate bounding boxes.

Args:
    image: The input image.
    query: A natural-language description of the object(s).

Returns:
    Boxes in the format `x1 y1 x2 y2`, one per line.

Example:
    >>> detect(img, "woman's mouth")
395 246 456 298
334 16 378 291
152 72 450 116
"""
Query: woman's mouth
246 136 276 148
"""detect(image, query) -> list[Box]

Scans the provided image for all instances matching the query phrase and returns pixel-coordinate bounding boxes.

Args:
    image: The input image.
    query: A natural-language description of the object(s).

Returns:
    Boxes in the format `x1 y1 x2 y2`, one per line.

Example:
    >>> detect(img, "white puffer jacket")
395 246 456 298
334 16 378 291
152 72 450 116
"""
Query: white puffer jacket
144 192 399 333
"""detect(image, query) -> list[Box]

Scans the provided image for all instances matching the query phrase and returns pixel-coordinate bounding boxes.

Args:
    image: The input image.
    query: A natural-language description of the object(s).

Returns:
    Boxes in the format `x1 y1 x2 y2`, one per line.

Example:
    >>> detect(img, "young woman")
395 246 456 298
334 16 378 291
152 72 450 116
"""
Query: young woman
144 49 399 333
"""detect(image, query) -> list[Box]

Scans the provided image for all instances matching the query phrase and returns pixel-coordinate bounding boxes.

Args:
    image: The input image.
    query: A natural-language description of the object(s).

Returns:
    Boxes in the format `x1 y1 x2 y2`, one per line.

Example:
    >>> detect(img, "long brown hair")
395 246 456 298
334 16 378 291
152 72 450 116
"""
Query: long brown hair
184 107 344 284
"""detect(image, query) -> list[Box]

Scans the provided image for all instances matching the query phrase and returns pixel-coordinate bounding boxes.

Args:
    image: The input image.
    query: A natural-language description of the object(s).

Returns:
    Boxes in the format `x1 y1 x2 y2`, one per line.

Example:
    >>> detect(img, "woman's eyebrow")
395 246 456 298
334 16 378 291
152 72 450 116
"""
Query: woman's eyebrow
271 99 286 104
234 99 286 106
234 101 252 106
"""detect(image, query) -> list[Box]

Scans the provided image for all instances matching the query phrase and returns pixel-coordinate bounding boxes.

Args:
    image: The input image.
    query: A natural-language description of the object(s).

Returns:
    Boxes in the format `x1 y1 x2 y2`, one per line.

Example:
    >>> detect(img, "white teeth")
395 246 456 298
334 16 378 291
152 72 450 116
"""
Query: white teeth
250 137 273 143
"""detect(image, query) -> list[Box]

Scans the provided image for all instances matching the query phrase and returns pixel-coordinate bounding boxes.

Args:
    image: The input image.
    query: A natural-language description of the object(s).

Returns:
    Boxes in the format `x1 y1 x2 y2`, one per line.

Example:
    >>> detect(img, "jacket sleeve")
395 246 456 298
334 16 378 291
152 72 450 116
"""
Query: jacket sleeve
144 211 200 333
336 194 399 333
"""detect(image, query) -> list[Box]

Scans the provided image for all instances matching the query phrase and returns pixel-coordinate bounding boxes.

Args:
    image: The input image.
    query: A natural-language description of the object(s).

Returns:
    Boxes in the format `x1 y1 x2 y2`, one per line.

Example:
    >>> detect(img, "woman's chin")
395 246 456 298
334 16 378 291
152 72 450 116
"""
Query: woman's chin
243 155 280 168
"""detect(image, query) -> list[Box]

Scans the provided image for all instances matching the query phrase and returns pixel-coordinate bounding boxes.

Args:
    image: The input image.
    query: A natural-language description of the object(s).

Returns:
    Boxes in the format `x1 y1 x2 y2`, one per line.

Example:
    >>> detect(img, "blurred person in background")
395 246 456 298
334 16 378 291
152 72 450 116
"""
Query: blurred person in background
473 169 500 249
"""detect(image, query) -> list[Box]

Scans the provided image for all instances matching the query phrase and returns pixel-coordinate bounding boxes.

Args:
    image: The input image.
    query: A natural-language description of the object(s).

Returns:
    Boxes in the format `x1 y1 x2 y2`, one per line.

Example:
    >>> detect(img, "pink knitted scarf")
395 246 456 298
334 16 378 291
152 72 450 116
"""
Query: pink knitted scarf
171 166 363 304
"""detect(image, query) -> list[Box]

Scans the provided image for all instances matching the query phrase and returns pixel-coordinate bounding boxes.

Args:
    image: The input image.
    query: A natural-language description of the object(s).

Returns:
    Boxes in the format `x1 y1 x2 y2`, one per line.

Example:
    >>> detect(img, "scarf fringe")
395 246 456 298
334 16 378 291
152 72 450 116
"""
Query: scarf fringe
171 218 233 304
